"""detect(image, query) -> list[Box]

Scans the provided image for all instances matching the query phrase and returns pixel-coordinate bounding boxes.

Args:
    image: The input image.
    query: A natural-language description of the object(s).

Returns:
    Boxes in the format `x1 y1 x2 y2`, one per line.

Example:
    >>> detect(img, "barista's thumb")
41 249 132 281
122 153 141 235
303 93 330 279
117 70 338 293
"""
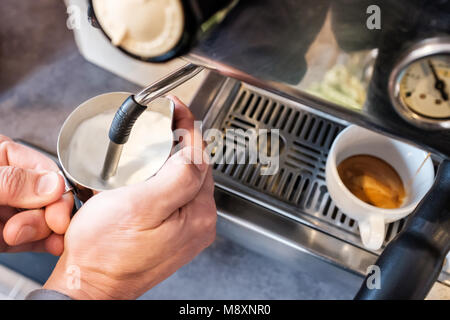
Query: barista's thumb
0 167 65 209
118 146 209 225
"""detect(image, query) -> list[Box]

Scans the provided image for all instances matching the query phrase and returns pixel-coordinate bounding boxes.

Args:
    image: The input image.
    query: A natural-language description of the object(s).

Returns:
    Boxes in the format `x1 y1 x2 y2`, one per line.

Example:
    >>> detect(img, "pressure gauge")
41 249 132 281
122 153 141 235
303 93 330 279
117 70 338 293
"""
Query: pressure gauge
389 37 450 129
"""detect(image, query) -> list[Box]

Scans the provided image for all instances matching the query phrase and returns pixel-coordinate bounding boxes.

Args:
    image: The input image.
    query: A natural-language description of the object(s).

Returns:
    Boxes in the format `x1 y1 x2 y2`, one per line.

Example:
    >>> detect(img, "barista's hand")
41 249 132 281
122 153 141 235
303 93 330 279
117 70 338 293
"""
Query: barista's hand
44 97 217 299
0 136 74 255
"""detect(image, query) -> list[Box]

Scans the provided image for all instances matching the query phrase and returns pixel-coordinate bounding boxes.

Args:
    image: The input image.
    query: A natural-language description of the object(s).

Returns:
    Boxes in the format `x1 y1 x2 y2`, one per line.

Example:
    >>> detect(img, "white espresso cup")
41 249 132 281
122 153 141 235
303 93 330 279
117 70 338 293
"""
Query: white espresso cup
326 125 435 251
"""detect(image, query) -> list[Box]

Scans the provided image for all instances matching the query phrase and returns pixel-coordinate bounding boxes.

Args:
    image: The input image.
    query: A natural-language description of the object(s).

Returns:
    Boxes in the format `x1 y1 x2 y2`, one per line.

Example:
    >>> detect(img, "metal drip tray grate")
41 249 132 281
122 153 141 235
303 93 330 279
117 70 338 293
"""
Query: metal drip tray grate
209 84 406 249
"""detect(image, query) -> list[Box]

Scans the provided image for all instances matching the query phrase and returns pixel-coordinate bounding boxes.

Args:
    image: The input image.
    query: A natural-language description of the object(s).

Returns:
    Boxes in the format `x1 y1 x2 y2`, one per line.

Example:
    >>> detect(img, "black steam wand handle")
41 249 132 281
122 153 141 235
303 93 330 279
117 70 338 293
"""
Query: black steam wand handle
100 96 147 180
100 64 203 181
355 160 450 300
108 96 147 145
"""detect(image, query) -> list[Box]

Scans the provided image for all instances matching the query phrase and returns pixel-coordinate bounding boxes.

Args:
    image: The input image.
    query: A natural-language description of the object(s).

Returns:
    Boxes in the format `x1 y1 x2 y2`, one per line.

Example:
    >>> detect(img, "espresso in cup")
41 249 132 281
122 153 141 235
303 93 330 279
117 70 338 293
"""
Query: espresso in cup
337 155 405 209
325 125 434 250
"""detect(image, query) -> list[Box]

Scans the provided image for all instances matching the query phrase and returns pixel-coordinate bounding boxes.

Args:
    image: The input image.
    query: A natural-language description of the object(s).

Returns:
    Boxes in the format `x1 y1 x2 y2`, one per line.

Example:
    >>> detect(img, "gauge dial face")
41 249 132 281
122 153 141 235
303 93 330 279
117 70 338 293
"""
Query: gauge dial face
399 55 450 119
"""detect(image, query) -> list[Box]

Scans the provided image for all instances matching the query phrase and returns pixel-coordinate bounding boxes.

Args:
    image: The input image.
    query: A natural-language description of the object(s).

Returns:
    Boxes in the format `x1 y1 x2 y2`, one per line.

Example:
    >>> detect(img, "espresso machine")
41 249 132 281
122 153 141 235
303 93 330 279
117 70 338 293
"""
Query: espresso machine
77 0 450 299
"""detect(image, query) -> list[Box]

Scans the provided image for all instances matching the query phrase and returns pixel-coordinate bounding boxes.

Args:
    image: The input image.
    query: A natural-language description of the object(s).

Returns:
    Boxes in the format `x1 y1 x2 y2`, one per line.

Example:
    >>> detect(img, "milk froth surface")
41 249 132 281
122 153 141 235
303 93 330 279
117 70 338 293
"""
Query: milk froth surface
67 110 173 190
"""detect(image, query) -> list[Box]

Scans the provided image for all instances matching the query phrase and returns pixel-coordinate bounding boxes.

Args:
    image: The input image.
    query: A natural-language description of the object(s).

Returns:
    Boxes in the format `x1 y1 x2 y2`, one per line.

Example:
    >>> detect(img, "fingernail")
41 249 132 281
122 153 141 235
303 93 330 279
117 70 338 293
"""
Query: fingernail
36 172 60 195
15 225 37 245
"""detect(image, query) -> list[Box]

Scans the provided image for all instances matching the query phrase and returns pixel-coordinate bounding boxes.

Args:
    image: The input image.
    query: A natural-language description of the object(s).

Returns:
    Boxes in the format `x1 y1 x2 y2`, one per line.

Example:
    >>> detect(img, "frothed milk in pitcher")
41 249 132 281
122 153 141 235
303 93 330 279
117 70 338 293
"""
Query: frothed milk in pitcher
66 100 173 191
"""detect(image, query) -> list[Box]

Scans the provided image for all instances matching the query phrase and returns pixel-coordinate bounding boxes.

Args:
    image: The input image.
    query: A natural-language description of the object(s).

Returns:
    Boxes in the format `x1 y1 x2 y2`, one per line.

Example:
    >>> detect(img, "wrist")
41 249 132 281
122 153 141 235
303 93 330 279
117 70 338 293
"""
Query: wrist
43 254 122 300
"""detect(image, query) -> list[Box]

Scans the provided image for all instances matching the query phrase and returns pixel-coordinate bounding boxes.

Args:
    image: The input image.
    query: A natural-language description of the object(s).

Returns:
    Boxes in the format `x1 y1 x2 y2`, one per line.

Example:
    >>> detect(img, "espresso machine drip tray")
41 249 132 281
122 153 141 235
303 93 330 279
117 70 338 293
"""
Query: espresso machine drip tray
190 72 450 288
209 78 405 250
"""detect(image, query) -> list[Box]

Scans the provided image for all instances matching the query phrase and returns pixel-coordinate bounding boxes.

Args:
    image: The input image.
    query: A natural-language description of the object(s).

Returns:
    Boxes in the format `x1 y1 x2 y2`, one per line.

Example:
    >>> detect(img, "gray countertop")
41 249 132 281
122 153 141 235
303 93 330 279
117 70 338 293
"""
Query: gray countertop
0 0 356 299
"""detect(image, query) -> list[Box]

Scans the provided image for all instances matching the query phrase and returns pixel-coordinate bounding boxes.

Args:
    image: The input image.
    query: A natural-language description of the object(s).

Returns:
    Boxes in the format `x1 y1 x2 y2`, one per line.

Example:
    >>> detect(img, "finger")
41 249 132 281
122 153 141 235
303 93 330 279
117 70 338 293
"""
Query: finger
0 211 62 255
184 166 217 238
200 166 215 197
0 135 12 144
3 238 47 253
185 166 215 210
44 233 64 256
0 139 59 171
148 146 209 213
3 209 52 246
120 146 209 224
45 193 74 234
2 233 64 255
183 166 215 213
168 95 203 152
0 167 65 208
167 95 195 132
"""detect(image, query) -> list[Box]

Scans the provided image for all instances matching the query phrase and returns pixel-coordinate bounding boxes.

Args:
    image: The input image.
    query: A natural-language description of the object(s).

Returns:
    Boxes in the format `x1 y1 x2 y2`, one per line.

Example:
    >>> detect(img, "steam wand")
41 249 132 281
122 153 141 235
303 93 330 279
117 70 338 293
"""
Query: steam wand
100 63 203 181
